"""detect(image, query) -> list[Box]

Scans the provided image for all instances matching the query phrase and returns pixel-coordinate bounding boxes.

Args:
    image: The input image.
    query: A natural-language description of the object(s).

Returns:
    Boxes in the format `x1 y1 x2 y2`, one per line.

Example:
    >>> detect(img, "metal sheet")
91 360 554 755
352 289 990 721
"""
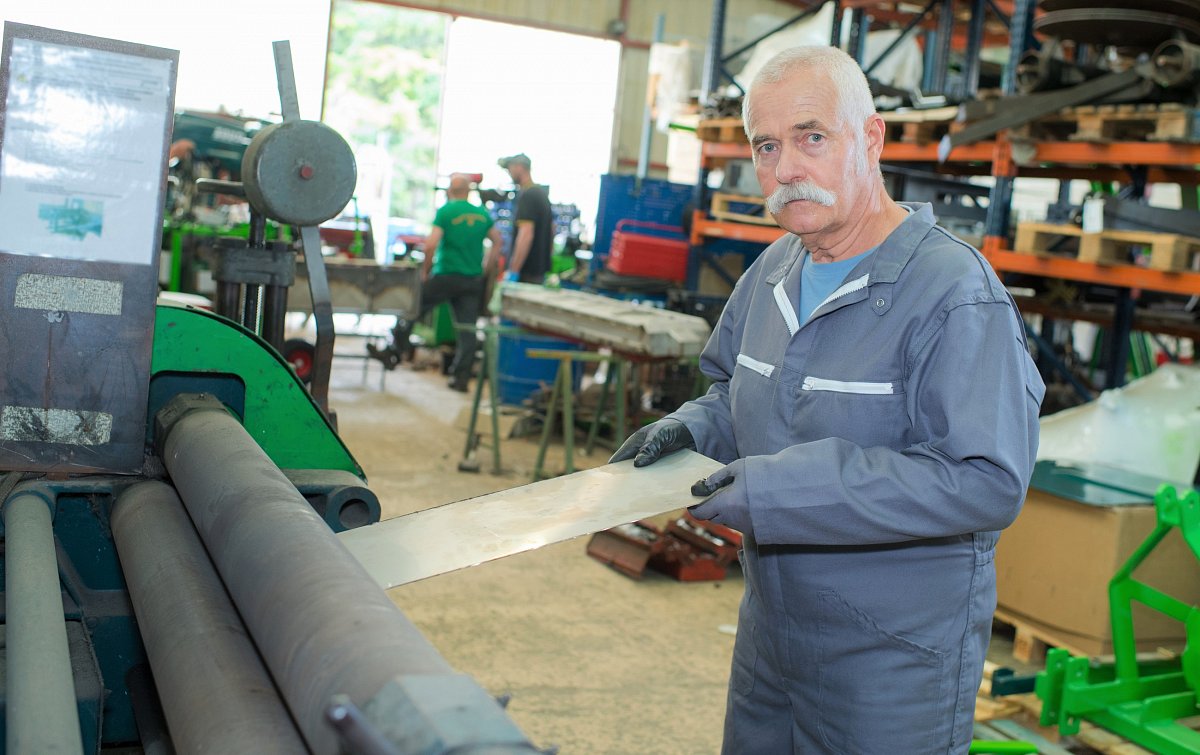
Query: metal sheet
339 450 723 589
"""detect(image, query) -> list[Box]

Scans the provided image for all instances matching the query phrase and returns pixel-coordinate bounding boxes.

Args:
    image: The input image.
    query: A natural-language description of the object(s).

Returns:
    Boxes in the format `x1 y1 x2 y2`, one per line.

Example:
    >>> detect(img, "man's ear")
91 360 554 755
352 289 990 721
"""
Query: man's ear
865 114 886 161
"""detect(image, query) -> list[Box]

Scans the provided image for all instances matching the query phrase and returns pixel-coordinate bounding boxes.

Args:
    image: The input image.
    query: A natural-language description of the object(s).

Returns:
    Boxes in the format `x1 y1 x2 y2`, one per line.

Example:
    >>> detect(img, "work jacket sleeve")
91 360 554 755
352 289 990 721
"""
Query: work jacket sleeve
746 300 1044 546
668 287 743 465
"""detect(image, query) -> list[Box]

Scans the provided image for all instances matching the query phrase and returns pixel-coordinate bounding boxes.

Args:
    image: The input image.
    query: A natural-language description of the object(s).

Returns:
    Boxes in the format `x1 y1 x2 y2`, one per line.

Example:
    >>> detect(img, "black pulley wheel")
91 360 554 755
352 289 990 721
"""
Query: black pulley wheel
1035 8 1200 47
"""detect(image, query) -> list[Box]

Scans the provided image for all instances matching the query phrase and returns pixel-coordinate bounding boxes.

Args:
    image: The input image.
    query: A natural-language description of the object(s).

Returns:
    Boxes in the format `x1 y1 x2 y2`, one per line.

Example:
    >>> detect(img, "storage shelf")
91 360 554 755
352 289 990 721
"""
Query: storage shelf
690 211 785 246
703 140 1200 169
984 248 1200 297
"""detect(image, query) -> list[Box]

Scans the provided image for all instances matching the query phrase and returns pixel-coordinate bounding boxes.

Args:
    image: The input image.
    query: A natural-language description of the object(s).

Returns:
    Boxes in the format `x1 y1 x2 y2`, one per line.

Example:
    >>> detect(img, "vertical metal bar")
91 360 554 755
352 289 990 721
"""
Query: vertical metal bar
262 284 288 352
216 280 241 323
487 338 502 475
921 29 938 91
273 40 301 120
984 175 1014 241
242 284 263 333
700 0 727 105
829 0 844 47
962 0 987 97
1002 0 1037 94
848 9 868 64
561 358 575 475
586 359 613 455
298 224 335 414
4 491 84 754
533 359 563 481
169 228 185 292
932 0 956 94
615 357 627 446
1107 289 1135 389
636 14 666 187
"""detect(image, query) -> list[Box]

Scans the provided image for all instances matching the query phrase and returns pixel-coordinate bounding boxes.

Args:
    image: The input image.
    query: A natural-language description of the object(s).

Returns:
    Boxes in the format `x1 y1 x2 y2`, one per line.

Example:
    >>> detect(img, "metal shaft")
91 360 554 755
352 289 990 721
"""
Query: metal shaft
156 397 455 754
3 491 84 754
111 481 306 754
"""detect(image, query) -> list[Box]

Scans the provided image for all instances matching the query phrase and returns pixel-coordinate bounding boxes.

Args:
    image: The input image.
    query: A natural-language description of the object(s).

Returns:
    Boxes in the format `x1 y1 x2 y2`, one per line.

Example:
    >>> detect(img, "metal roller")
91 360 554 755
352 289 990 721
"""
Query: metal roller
153 394 458 754
3 490 84 754
110 481 306 754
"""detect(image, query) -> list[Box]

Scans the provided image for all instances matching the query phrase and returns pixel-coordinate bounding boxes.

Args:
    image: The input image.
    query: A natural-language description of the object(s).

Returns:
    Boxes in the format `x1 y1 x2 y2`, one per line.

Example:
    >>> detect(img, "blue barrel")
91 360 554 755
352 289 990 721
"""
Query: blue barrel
496 329 584 406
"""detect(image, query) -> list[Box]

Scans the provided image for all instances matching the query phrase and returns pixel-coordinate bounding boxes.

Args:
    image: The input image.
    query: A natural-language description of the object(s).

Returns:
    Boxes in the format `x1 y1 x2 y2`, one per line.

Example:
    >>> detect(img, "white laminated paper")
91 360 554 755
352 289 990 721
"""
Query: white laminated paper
0 37 172 265
339 450 724 589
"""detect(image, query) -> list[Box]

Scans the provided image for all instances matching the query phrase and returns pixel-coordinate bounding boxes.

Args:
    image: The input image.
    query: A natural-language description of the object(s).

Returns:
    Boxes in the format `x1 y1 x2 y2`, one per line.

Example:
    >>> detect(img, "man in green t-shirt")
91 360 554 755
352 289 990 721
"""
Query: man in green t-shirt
369 174 502 392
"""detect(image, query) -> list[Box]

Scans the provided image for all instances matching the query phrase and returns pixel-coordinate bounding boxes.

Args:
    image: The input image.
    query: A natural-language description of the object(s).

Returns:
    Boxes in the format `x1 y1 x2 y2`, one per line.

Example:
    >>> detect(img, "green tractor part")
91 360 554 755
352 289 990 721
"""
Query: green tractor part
1036 484 1200 754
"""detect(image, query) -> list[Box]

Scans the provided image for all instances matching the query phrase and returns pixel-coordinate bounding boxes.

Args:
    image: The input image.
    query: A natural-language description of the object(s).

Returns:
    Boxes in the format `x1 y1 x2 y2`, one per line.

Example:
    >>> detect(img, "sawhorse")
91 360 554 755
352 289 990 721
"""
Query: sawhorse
457 324 522 474
526 349 628 481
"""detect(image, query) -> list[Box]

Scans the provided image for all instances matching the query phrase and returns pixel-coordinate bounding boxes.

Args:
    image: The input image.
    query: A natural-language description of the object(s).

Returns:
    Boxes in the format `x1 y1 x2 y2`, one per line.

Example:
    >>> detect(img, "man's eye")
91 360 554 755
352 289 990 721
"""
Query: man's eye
757 143 777 154
807 133 824 143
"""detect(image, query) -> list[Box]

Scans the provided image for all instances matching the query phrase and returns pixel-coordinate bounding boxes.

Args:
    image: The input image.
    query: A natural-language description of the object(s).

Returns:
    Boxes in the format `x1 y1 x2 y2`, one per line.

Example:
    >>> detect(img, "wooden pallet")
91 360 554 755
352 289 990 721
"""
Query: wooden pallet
1016 103 1200 143
696 117 748 144
879 105 963 145
710 192 777 226
1014 222 1200 271
993 607 1095 665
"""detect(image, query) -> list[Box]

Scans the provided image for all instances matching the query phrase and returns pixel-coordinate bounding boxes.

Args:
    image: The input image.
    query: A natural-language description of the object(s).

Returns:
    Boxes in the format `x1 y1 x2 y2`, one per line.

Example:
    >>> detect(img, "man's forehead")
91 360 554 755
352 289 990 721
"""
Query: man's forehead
747 75 839 136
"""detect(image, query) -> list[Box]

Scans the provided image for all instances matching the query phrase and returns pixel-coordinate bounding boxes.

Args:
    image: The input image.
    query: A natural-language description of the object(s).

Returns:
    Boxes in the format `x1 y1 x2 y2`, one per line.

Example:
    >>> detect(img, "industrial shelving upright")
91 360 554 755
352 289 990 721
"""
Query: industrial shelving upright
691 0 1200 389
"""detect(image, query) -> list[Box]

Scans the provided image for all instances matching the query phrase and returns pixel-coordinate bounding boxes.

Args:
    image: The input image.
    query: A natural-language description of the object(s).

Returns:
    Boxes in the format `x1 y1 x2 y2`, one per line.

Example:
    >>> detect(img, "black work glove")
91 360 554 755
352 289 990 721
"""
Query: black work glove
688 459 751 534
609 419 696 468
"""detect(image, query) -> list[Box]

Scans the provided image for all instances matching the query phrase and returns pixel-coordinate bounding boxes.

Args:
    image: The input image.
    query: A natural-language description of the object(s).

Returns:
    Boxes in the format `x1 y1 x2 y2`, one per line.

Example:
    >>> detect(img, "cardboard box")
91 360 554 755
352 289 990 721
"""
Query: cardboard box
995 487 1200 654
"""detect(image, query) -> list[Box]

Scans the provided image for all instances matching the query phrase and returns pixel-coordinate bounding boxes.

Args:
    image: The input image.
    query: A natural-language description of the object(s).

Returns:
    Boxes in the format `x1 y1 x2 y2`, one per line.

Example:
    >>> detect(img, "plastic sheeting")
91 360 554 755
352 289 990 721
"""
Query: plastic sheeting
1037 364 1200 486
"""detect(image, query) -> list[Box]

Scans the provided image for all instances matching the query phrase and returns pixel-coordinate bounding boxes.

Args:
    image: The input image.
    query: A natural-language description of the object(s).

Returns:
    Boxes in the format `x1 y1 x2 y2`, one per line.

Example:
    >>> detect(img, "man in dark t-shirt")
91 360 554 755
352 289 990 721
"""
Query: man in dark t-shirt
498 153 553 284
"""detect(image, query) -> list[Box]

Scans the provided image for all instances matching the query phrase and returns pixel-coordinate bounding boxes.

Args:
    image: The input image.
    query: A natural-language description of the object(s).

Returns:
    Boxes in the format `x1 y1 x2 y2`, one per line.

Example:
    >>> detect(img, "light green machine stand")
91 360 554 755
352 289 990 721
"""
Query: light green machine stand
1037 484 1200 754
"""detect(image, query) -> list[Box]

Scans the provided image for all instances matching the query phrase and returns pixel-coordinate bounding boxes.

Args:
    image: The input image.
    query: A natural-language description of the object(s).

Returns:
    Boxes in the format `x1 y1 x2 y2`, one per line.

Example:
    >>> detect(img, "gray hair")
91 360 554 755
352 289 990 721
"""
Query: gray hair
741 45 876 137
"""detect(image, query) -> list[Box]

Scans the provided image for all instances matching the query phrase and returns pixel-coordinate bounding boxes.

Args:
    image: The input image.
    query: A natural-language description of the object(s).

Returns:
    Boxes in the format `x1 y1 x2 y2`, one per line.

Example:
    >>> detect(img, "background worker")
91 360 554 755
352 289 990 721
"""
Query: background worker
369 173 502 392
498 152 553 284
612 45 1044 754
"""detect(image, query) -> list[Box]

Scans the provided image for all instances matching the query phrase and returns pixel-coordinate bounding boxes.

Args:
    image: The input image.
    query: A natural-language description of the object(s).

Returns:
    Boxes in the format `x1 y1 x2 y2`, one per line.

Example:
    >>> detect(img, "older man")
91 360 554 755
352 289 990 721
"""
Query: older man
612 46 1044 753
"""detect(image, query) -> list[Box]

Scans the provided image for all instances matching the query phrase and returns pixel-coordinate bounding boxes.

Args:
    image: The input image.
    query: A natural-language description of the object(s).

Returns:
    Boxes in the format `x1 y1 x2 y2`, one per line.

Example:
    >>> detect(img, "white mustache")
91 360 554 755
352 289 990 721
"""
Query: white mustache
766 181 837 214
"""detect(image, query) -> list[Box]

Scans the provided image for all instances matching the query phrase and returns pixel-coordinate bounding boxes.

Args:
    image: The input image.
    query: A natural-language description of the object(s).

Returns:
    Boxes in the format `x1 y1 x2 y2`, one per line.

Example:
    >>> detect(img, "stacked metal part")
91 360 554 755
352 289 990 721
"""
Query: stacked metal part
105 394 540 755
1017 0 1200 97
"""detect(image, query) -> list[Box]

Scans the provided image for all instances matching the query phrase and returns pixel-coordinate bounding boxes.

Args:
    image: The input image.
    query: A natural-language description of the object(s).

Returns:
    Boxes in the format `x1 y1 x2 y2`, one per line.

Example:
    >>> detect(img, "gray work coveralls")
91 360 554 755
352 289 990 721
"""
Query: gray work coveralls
671 204 1044 754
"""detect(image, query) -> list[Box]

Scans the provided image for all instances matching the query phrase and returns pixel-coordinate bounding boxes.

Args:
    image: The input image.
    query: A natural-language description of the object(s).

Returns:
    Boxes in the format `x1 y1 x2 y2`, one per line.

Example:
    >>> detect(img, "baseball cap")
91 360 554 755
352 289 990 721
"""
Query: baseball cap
497 153 531 169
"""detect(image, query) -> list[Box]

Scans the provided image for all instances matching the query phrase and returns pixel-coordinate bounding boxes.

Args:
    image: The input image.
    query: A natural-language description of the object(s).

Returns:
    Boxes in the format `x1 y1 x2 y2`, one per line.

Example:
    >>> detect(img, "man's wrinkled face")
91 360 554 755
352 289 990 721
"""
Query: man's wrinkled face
747 72 872 238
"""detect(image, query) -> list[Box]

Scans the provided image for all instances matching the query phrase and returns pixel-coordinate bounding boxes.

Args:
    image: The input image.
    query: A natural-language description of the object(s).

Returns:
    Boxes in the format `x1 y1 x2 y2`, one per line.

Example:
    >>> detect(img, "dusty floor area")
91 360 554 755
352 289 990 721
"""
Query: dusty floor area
327 338 1032 753
329 347 741 754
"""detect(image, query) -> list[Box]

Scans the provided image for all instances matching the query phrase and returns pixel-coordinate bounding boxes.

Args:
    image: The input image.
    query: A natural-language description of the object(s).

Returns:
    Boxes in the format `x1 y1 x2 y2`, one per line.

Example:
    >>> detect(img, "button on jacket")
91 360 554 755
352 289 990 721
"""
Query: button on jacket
672 203 1045 754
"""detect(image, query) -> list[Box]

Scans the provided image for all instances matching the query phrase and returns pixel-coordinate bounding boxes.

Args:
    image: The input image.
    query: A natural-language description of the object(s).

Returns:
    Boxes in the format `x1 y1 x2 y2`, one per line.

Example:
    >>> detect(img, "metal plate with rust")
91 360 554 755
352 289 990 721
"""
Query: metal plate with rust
338 450 724 589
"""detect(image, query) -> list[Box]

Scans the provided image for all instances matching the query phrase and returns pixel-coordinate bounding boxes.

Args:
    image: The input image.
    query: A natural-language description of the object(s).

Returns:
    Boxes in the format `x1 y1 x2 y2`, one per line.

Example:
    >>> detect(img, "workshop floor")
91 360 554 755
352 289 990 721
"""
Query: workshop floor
327 344 1029 754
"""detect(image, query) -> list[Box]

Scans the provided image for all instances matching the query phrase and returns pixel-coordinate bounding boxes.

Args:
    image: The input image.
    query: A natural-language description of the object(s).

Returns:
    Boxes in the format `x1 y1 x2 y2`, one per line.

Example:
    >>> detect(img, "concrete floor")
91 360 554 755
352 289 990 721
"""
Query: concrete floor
327 341 1028 753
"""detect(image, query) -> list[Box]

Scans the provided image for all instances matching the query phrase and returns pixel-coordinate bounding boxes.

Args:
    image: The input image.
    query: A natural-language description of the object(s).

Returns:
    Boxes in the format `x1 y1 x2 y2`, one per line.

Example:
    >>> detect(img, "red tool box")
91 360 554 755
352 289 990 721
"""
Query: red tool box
586 512 742 581
605 219 689 282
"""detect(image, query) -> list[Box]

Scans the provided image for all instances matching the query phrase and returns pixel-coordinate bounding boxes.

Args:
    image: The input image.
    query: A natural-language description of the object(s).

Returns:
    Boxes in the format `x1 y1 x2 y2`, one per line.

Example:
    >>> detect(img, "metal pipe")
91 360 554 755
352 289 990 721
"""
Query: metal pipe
3 491 84 754
155 396 458 754
111 481 306 754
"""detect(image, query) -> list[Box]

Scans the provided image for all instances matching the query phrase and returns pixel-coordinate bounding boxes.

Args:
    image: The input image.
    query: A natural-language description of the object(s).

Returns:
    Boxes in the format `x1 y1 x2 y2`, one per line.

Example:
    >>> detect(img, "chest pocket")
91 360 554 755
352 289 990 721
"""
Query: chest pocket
729 352 782 457
792 373 910 448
